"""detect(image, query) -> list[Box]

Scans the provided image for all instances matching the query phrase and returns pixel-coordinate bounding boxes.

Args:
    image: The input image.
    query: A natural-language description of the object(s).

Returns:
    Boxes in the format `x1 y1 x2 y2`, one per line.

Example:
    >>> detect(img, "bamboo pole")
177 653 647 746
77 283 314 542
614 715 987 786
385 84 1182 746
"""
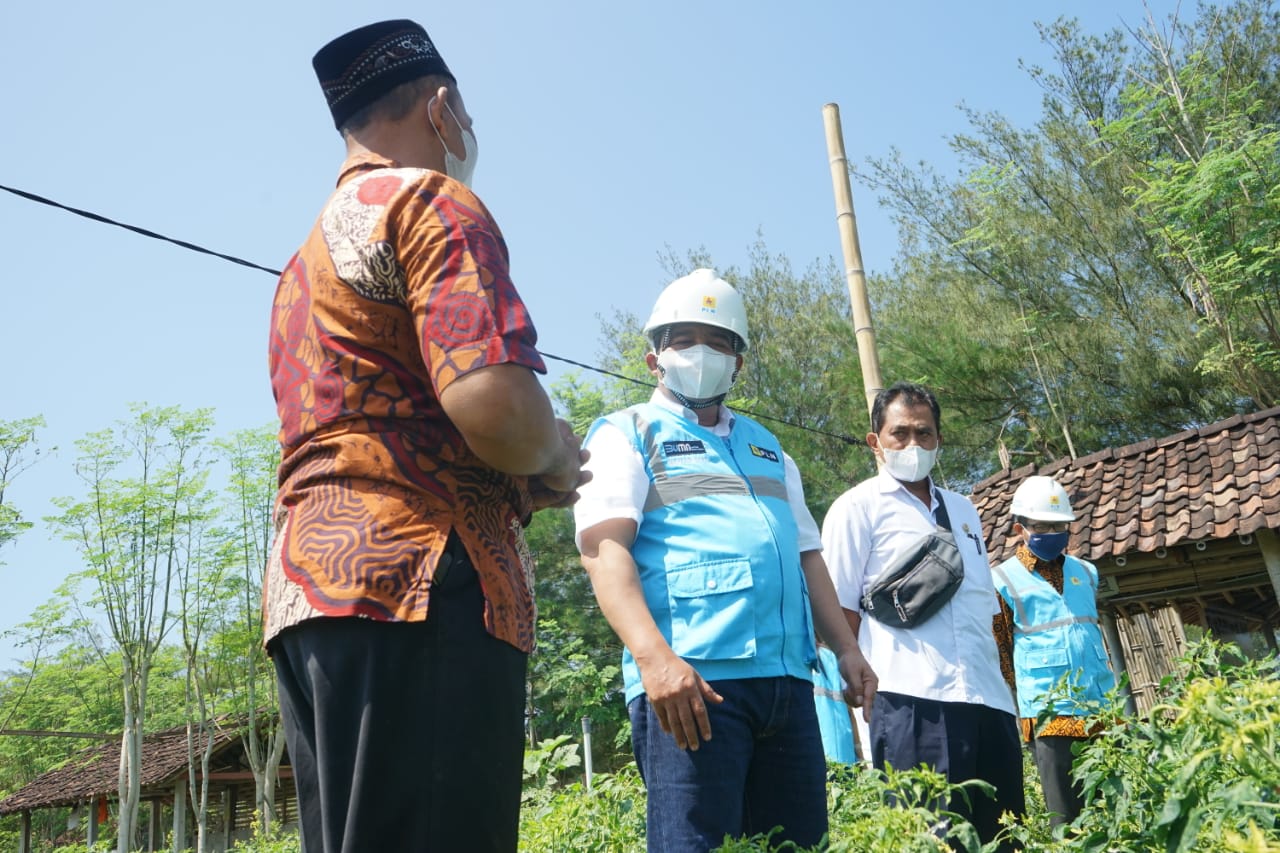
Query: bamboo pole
823 102 884 422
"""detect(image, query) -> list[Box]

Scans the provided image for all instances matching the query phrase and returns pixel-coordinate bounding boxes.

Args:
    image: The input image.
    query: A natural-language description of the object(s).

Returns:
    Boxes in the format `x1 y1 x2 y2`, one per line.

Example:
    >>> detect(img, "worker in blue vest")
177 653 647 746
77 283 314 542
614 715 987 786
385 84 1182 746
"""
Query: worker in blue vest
574 269 877 851
991 475 1116 827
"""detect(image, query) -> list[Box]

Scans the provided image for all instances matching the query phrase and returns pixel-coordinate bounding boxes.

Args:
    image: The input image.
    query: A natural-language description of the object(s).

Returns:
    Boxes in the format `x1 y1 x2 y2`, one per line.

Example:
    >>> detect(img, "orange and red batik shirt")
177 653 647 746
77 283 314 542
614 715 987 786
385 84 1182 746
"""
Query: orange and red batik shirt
265 153 545 653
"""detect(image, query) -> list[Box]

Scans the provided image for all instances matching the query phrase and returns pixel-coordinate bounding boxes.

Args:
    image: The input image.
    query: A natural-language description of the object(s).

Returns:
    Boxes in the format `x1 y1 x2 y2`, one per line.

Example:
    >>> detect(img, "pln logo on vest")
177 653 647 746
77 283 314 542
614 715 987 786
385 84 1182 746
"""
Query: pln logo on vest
748 444 779 462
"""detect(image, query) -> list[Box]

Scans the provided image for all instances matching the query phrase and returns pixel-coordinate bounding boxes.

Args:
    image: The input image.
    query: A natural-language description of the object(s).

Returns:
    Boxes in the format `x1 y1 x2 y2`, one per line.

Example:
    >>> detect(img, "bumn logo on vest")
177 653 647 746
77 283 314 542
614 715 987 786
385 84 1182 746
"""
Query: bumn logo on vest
662 440 706 456
748 444 779 462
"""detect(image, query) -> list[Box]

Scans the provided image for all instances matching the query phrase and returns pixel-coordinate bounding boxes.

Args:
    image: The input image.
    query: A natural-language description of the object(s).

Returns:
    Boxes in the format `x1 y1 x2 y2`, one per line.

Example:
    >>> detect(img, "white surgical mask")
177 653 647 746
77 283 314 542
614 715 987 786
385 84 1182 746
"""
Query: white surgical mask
433 101 478 187
880 444 938 483
656 345 737 405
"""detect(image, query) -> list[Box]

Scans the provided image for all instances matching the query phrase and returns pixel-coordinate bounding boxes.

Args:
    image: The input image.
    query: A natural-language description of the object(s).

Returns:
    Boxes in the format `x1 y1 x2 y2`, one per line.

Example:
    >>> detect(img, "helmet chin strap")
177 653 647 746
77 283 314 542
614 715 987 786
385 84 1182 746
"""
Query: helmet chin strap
670 388 725 410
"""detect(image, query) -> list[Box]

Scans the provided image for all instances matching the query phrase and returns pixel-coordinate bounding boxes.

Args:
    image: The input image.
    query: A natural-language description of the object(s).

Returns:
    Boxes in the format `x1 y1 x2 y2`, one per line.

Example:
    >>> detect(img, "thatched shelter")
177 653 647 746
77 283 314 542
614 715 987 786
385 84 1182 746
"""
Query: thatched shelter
0 724 294 852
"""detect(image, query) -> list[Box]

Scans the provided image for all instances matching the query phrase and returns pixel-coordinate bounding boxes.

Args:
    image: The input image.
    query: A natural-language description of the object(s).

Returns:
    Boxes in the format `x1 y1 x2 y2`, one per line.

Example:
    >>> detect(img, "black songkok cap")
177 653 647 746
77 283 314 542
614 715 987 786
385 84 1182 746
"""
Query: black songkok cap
312 19 455 130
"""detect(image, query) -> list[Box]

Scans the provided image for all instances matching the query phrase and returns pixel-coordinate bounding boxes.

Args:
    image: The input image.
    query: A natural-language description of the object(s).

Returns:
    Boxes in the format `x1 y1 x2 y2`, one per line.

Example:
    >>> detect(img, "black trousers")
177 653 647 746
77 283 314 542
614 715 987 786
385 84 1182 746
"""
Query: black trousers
1032 735 1087 827
871 691 1025 853
272 541 528 853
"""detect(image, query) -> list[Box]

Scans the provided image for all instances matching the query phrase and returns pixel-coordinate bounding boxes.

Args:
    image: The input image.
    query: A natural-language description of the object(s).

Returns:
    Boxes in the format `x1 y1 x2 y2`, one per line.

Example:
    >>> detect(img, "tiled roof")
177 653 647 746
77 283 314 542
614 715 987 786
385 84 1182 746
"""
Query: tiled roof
0 724 241 814
971 405 1280 565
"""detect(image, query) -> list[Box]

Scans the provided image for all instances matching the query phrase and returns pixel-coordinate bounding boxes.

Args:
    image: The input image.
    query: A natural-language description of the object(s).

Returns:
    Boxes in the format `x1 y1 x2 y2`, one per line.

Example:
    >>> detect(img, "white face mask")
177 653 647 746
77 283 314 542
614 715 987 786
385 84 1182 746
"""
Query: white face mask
656 345 737 404
880 444 938 483
433 101 478 187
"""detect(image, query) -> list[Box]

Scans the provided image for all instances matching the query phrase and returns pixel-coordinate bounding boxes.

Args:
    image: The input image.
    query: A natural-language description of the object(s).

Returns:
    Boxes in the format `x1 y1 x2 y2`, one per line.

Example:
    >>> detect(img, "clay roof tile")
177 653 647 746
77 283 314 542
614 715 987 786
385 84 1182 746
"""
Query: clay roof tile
968 407 1280 563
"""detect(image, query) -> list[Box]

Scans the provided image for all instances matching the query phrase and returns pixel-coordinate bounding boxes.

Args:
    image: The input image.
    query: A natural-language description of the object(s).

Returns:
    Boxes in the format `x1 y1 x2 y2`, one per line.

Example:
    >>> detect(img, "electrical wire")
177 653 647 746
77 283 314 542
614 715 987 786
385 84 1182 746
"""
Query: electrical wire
1 182 863 446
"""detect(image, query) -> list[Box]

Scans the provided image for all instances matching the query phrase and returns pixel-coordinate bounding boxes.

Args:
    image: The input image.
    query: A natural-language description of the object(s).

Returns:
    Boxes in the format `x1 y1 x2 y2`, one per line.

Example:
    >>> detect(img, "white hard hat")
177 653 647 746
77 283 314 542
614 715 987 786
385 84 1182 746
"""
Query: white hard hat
642 269 750 351
1010 476 1076 522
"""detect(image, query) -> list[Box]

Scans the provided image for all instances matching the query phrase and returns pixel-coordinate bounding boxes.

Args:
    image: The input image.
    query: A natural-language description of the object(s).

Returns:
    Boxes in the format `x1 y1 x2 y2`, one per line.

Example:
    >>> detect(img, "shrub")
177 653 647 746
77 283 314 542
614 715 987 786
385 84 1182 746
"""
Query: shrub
1067 640 1280 852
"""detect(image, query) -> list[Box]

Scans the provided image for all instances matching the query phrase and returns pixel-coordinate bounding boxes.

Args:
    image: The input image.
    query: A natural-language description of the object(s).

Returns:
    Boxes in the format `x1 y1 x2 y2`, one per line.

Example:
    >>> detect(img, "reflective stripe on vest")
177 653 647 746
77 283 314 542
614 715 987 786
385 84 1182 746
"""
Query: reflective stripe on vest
633 413 792 511
990 562 1102 637
594 403 816 703
993 554 1114 718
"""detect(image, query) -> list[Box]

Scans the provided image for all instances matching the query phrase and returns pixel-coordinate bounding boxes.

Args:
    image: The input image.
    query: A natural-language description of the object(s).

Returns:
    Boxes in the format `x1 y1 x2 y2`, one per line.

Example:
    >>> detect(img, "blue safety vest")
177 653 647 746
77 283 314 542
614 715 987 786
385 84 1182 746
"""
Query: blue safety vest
992 554 1116 718
592 403 816 703
813 645 858 764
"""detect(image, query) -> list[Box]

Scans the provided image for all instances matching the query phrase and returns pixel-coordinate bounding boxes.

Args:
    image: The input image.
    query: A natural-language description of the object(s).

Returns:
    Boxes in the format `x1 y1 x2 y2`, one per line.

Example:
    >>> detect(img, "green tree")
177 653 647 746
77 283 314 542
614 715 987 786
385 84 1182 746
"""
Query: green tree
172 463 232 853
1098 0 1280 407
711 243 873 515
0 640 189 849
854 2 1280 479
209 425 287 831
0 416 45 560
46 404 216 853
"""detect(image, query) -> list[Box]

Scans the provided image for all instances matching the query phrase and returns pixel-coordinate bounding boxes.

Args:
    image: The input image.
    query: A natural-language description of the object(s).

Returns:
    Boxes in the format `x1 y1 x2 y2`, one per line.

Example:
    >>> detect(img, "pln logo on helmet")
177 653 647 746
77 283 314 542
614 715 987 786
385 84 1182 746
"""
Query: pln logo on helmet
701 295 718 314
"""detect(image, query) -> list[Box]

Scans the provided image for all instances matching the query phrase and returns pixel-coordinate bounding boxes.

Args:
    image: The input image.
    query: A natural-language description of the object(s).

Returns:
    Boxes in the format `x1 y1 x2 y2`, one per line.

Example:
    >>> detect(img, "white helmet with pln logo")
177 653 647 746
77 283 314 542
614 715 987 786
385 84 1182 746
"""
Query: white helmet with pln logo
642 269 750 352
1010 475 1076 522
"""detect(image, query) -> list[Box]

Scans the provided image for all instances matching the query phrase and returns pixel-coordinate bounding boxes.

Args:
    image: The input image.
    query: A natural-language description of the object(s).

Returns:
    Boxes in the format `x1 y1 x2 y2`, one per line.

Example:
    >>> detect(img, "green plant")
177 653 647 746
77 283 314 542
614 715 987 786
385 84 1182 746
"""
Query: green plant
523 733 585 803
228 813 301 853
520 765 647 852
1069 639 1280 852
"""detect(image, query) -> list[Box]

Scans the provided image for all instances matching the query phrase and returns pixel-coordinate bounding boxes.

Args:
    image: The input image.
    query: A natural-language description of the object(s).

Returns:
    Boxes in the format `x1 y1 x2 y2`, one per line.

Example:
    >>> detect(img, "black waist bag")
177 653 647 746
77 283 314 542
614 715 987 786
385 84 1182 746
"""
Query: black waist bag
861 492 965 628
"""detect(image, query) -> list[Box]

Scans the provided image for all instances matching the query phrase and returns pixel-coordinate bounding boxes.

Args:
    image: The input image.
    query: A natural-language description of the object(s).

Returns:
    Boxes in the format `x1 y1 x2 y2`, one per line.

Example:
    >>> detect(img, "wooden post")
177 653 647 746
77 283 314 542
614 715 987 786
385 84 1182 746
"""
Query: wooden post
19 811 31 853
581 717 594 793
1257 529 1280 605
225 785 236 847
1098 607 1137 716
823 102 884 422
172 780 186 853
148 799 161 852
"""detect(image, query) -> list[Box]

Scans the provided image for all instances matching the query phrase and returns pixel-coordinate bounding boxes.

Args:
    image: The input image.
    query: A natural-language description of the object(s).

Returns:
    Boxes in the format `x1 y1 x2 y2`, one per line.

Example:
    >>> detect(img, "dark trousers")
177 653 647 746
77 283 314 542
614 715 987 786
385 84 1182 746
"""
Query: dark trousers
629 676 828 852
870 692 1025 852
272 542 528 853
1032 735 1086 827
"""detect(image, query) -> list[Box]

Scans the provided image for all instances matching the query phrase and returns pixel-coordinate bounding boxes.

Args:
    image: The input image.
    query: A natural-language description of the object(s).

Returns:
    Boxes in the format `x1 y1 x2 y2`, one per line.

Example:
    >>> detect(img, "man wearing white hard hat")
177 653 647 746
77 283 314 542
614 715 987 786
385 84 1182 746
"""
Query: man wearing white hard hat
992 475 1116 827
574 270 877 851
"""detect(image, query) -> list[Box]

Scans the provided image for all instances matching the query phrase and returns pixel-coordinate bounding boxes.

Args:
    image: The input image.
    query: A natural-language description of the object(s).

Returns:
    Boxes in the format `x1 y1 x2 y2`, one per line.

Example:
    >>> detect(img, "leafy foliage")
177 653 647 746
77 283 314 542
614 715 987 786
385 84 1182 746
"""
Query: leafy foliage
854 1 1280 478
1097 1 1280 407
520 639 1280 852
1067 640 1280 852
0 415 45 560
520 765 648 852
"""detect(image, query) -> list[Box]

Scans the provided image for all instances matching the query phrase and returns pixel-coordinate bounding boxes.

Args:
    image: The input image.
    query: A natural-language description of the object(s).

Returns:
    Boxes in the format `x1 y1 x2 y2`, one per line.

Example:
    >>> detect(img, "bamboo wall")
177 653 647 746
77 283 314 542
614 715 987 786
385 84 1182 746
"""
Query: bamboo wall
1111 602 1188 715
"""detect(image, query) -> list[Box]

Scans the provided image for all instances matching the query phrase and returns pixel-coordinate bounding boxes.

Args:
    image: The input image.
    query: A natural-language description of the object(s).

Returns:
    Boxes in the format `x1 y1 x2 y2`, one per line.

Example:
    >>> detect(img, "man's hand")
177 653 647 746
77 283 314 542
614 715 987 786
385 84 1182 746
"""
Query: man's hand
538 419 589 491
836 643 878 723
528 420 591 510
637 651 724 751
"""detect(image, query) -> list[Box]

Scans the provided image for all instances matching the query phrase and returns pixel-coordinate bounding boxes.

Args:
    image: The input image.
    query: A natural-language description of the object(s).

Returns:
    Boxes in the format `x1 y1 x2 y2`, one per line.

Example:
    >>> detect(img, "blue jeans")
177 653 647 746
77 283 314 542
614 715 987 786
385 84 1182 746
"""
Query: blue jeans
629 676 828 852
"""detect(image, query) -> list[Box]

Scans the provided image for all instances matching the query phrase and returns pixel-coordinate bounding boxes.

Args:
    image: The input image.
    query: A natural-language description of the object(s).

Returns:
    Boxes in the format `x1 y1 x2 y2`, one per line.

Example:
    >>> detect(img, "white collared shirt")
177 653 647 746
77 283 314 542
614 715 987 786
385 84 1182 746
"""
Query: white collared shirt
821 470 1015 713
573 391 821 551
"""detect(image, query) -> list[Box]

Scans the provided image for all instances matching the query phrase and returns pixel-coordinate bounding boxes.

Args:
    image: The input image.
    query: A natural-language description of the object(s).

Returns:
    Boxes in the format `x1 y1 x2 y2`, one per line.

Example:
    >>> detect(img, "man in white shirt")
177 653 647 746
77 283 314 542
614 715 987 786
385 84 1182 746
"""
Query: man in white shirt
575 270 877 851
821 382 1023 851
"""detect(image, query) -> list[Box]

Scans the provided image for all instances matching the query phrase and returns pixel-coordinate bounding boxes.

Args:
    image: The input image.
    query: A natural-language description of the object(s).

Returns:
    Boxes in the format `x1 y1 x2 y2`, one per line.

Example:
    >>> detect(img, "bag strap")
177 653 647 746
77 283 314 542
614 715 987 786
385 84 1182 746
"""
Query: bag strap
932 490 953 532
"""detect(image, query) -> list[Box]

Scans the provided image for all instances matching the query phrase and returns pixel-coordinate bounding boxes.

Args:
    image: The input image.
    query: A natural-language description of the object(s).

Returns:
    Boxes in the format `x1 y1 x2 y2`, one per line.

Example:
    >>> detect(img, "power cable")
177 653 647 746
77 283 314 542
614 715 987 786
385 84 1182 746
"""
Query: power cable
0 183 280 276
1 182 862 446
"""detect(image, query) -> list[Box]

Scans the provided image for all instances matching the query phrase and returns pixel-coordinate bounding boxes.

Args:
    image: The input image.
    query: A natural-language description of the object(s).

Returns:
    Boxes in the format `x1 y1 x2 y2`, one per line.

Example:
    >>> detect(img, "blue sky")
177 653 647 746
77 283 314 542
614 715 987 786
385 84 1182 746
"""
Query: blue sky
0 0 1181 666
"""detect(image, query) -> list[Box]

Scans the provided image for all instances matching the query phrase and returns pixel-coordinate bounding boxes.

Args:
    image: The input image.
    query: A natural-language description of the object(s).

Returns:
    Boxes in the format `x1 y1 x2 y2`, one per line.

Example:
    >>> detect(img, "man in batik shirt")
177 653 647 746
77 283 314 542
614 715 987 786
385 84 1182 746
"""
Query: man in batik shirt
266 20 586 853
992 475 1115 828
